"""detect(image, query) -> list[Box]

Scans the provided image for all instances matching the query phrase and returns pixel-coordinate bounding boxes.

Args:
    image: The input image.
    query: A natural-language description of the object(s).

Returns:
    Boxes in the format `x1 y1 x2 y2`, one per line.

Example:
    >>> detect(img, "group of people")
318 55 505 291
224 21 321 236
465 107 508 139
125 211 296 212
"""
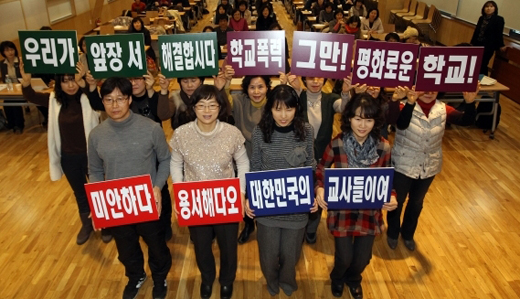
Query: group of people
0 1 507 299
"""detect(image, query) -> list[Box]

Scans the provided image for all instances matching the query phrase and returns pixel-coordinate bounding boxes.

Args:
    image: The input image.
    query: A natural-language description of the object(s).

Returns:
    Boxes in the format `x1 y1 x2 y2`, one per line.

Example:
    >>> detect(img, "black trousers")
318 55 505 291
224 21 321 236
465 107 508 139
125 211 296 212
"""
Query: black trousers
110 220 171 282
306 206 322 234
386 171 435 240
4 105 24 129
189 223 239 286
330 235 375 287
160 184 172 229
480 46 496 75
61 152 90 214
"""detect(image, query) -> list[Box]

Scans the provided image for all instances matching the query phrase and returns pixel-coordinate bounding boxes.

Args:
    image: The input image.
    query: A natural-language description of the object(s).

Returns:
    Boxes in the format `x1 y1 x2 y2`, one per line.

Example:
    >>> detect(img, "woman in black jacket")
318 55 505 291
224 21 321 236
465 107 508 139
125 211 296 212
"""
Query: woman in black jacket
470 1 507 75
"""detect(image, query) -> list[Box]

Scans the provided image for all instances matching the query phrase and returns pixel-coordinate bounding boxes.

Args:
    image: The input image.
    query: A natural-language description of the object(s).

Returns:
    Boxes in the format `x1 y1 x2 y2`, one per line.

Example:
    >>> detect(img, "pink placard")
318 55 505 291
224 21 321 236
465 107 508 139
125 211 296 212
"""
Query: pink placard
290 32 354 80
227 31 286 76
352 40 419 87
415 47 484 92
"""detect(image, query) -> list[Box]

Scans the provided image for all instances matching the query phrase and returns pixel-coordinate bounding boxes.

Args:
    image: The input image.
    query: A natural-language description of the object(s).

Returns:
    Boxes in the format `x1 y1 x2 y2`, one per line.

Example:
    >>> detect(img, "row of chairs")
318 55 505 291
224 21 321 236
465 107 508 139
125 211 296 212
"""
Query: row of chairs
390 0 442 44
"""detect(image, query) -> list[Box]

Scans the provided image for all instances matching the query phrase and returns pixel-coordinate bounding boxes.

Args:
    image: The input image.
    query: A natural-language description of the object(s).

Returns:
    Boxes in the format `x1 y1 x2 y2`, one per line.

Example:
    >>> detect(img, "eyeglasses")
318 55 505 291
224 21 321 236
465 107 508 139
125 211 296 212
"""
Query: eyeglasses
194 104 220 111
102 96 129 105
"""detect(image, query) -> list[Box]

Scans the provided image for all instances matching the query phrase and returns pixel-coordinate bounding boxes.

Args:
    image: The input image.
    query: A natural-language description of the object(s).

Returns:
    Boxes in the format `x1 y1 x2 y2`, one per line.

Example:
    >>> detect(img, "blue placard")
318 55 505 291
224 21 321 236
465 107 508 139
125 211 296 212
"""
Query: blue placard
324 168 394 210
246 167 314 217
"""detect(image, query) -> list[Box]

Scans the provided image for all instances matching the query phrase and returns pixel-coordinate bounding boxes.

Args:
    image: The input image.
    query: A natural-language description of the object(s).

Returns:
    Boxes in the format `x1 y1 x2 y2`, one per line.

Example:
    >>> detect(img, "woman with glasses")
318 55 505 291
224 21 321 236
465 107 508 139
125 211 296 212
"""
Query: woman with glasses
170 85 249 299
19 61 107 245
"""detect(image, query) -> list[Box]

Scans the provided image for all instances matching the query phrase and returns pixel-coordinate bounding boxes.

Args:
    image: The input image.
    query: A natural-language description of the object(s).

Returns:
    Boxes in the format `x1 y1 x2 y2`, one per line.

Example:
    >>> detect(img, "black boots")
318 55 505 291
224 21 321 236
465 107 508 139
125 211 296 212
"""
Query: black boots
77 213 93 245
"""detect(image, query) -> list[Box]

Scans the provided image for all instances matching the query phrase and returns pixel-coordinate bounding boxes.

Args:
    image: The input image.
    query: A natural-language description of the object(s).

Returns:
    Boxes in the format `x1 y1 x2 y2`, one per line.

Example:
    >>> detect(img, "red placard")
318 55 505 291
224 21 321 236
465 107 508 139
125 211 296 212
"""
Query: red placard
173 178 243 226
227 31 286 76
85 175 158 229
352 40 419 87
415 47 484 92
290 31 354 80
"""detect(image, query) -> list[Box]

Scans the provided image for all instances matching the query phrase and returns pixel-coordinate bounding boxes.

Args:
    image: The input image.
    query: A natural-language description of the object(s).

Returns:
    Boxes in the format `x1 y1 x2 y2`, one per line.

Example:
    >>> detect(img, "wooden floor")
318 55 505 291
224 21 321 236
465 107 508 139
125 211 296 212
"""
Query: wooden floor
3 2 520 299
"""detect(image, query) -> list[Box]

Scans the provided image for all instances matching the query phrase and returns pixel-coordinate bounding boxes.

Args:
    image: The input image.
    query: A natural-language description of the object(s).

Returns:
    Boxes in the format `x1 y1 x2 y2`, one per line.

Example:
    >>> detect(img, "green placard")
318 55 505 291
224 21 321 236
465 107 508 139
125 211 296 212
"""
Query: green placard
85 34 147 79
159 32 219 78
18 30 79 74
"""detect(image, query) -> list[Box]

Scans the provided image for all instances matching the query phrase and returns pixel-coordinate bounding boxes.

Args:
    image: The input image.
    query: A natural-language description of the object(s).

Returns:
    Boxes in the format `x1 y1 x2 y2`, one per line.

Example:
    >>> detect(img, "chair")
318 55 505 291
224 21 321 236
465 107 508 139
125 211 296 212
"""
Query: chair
414 5 442 44
390 0 410 24
131 11 138 18
99 24 115 35
403 2 427 22
142 17 151 25
396 0 417 18
146 10 159 18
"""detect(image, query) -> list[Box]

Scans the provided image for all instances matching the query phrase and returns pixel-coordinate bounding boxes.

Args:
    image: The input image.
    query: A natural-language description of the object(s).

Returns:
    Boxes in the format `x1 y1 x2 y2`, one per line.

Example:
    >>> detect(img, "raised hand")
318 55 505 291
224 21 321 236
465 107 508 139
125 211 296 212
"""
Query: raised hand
342 75 354 94
406 86 422 105
19 59 32 87
144 71 155 91
392 86 409 101
75 61 86 83
463 83 481 103
157 74 170 94
354 83 368 94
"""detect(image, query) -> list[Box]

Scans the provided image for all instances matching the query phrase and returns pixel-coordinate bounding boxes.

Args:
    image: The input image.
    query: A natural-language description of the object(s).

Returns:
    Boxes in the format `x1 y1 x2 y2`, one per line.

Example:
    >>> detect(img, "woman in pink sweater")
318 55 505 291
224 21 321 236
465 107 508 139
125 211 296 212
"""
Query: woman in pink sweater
229 8 249 31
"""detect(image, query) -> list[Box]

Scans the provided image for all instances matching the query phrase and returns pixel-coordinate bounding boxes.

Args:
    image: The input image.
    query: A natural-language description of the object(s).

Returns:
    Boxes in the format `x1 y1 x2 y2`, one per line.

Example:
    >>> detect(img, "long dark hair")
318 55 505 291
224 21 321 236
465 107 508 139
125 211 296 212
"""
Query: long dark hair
258 85 306 143
481 1 498 16
54 74 82 108
340 93 384 141
128 17 145 33
187 84 231 122
0 41 18 58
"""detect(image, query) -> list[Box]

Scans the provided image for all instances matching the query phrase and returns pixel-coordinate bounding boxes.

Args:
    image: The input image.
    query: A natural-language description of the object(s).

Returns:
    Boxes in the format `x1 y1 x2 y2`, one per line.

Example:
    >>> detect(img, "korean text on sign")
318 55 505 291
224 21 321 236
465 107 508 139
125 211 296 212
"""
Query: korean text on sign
85 34 146 79
352 40 419 87
159 32 219 78
246 167 314 217
324 168 394 210
290 32 354 80
18 30 78 74
85 175 158 229
173 178 243 226
415 47 484 92
227 31 285 76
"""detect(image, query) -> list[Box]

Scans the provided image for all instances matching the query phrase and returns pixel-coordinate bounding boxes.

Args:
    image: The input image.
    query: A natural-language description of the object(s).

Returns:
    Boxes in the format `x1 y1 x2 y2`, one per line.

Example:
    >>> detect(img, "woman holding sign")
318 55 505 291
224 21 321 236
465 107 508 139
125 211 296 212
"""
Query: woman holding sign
386 86 479 252
246 84 317 296
19 61 109 245
315 93 397 299
169 85 249 299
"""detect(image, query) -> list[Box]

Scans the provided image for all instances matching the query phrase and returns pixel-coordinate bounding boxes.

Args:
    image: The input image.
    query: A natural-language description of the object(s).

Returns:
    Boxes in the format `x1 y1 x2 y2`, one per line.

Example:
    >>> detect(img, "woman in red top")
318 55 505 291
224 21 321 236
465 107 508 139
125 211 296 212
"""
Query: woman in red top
315 93 397 299
229 8 249 31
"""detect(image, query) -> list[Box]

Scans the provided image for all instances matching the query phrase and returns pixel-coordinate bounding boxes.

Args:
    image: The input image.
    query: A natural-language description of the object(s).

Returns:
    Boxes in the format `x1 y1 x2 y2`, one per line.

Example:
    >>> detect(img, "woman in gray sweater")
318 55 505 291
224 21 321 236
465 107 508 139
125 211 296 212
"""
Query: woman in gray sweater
246 85 317 296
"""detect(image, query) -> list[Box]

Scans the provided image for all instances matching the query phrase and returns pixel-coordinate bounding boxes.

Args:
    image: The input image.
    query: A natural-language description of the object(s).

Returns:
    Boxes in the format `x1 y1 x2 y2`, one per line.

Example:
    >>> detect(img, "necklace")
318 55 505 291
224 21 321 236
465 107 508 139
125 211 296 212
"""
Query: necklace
308 100 321 108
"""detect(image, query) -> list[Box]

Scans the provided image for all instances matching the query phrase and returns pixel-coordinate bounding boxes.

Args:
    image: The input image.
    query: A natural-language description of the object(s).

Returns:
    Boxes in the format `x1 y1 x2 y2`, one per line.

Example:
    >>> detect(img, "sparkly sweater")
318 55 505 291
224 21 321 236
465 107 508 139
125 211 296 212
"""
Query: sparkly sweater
170 120 249 193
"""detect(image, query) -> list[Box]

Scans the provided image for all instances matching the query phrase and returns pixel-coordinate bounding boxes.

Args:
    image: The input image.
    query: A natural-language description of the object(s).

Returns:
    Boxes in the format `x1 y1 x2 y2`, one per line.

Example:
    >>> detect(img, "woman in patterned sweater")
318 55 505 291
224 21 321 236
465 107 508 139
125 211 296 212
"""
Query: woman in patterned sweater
246 85 317 296
315 93 397 299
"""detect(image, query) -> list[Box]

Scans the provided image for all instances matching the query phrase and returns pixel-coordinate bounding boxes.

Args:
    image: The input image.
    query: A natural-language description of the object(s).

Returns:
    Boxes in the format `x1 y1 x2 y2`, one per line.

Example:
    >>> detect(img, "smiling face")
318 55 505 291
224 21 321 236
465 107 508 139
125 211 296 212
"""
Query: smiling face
418 91 438 103
248 77 268 103
305 77 324 93
350 107 375 144
272 101 295 127
194 97 220 127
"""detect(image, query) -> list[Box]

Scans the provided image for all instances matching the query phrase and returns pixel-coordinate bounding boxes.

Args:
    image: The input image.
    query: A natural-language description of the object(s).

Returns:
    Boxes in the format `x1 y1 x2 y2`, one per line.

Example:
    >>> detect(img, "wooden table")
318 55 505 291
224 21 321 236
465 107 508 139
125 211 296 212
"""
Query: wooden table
0 84 48 107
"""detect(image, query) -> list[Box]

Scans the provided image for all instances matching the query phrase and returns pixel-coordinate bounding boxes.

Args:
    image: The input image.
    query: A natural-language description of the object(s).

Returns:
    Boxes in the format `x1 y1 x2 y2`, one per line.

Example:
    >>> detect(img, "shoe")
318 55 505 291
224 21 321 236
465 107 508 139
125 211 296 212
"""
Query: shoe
220 284 233 299
101 229 113 243
200 283 212 299
403 239 416 251
387 236 398 249
331 283 344 297
237 223 254 244
153 279 167 299
305 232 317 244
122 274 147 299
348 285 363 299
77 213 93 245
165 225 173 241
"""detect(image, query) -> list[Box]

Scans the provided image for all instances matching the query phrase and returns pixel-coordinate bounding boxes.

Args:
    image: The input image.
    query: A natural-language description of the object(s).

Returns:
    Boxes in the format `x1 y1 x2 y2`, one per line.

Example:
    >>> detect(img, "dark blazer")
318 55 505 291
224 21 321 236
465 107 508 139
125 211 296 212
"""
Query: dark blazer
299 91 341 161
471 15 505 50
1 59 22 83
